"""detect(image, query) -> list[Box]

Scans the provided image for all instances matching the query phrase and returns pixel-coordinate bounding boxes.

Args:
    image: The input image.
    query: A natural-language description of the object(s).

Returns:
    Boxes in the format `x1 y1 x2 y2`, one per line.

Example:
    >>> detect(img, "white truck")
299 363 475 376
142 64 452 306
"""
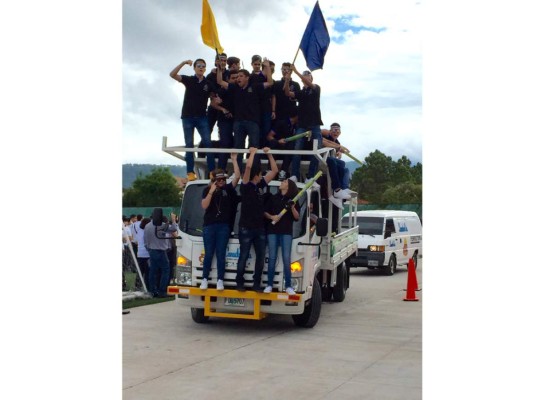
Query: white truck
161 137 358 327
343 210 422 275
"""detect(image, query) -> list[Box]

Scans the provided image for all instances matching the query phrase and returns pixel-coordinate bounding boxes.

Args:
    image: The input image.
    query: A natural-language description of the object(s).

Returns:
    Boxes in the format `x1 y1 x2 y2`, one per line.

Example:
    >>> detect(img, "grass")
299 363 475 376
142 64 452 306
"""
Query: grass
122 271 174 309
123 295 174 309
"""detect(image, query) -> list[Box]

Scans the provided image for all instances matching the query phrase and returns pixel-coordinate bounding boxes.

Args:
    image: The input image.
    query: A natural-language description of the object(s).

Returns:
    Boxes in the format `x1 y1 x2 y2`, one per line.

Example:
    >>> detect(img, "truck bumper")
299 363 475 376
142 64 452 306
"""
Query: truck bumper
354 251 385 267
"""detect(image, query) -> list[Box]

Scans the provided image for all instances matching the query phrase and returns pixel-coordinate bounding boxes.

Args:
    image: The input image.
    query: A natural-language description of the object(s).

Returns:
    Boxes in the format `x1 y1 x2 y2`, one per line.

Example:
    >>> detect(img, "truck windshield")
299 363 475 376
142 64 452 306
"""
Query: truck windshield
179 183 308 239
358 216 384 235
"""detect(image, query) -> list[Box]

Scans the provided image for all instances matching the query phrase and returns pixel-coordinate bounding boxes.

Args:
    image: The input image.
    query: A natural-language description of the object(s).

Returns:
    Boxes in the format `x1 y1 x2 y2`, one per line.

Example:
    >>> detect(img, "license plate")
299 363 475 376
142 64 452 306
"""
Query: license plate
368 260 379 266
224 298 245 307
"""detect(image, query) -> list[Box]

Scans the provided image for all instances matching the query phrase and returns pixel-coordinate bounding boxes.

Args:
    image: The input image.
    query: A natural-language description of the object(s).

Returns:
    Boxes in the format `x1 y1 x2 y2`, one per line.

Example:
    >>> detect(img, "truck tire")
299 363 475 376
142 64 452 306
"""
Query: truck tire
190 308 210 323
292 277 322 328
386 254 396 276
332 263 348 302
412 252 418 269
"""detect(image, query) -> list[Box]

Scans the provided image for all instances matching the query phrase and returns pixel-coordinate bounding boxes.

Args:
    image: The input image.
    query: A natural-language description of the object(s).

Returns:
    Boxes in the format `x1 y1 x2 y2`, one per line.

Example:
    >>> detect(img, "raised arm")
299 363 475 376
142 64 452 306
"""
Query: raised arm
262 58 273 88
242 147 258 184
230 153 241 187
291 64 315 89
201 183 216 210
262 147 278 184
217 65 229 89
169 60 192 82
283 74 295 98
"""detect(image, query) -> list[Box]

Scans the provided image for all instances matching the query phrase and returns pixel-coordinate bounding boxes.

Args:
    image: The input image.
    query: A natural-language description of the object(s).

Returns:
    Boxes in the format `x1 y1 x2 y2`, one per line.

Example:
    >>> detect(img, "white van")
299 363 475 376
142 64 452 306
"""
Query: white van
343 210 422 275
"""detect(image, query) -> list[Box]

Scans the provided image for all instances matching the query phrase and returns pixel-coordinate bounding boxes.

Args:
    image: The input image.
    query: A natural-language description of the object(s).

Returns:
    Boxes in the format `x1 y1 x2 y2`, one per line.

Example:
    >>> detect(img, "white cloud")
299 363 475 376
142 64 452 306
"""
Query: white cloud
123 0 422 165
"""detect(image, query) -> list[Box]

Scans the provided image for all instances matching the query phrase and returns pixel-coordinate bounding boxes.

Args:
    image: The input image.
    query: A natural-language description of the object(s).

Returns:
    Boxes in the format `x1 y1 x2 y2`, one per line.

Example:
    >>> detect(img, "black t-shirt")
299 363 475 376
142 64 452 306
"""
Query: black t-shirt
180 75 216 118
249 72 272 113
228 82 265 124
239 178 268 229
295 84 322 128
273 79 300 120
216 85 235 123
265 192 300 235
202 184 237 226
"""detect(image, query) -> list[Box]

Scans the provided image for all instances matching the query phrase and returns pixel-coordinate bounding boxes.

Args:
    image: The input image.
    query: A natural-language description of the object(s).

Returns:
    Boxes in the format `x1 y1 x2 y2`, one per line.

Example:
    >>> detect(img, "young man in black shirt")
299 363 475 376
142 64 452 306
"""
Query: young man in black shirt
284 64 323 183
169 58 217 181
235 147 278 291
217 58 274 171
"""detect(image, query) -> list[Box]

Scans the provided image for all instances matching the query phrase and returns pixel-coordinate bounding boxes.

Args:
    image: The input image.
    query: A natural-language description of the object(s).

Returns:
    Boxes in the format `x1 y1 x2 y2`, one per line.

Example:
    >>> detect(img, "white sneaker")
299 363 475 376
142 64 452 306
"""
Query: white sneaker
289 175 298 183
334 189 351 200
228 173 236 182
286 287 296 295
263 285 272 293
329 195 344 209
278 170 287 180
200 278 208 290
216 279 224 291
342 188 356 195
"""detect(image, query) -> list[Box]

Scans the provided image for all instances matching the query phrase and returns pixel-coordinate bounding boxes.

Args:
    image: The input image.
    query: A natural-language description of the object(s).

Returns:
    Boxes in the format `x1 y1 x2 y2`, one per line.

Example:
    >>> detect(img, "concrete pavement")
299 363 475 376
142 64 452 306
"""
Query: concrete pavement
123 262 422 400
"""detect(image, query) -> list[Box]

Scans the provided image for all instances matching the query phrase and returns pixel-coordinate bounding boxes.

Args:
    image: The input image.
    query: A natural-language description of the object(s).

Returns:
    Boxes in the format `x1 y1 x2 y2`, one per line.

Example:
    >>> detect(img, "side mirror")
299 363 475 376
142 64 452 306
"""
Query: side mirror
316 218 328 237
152 207 163 226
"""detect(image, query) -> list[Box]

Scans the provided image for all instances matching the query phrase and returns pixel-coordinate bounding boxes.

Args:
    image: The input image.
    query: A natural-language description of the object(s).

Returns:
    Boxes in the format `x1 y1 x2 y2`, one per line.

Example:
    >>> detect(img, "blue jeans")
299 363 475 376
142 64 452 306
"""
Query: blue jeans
233 120 260 171
236 227 266 288
267 234 293 288
148 249 170 296
326 157 347 191
182 116 215 173
216 118 234 170
291 125 322 180
202 223 230 280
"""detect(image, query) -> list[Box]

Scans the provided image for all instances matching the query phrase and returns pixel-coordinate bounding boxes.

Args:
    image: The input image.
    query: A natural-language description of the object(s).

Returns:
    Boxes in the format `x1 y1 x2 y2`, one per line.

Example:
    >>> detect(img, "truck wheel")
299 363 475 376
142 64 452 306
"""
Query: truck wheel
190 308 210 323
332 263 347 302
386 255 396 276
292 277 322 328
412 252 418 269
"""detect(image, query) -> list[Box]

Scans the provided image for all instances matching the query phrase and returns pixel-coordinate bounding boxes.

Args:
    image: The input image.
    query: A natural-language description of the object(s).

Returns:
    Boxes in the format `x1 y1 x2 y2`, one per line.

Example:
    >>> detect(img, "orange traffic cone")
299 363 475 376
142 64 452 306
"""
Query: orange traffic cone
411 259 421 291
403 258 419 301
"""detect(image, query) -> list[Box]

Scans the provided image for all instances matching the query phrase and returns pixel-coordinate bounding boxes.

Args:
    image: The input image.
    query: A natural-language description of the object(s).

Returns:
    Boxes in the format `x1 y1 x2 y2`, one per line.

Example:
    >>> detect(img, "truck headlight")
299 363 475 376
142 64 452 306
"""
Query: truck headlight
175 253 192 286
368 245 385 252
290 277 301 291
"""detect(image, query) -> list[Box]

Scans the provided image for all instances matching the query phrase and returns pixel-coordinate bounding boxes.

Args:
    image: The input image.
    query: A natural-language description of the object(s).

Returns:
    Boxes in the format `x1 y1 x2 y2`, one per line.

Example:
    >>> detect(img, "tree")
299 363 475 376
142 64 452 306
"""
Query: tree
381 182 422 204
350 150 422 204
122 167 182 207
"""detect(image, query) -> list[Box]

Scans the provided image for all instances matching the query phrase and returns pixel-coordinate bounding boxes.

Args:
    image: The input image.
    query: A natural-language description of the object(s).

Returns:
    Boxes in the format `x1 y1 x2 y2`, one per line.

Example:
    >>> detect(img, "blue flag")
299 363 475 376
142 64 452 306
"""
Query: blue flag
299 1 330 71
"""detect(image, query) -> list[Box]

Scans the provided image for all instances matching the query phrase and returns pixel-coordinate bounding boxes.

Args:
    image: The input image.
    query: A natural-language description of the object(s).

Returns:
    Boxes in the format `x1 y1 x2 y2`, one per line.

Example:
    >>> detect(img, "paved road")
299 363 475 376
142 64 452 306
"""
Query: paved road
123 261 422 400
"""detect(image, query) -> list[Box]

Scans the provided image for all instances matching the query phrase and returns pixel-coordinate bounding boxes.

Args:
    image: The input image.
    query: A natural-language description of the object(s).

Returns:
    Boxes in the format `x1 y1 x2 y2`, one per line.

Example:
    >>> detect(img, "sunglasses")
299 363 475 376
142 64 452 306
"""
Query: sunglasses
195 64 206 68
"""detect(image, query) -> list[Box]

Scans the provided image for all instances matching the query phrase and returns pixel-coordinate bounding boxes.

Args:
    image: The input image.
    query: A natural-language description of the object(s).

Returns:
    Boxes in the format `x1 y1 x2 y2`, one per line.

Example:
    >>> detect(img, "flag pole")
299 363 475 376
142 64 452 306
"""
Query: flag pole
292 47 300 66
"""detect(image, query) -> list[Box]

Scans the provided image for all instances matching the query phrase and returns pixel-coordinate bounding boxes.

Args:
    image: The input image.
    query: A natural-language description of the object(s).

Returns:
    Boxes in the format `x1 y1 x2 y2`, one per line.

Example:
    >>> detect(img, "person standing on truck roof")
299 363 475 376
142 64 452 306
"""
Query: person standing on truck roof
263 177 300 295
169 59 217 182
321 122 353 209
143 213 178 298
199 154 241 291
283 65 323 184
209 69 239 171
235 147 278 291
216 58 274 172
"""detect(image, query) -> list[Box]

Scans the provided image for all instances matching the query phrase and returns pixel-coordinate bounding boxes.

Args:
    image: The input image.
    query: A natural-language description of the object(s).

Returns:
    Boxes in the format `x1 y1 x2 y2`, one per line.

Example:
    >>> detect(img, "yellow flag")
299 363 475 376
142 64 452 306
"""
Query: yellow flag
201 0 224 53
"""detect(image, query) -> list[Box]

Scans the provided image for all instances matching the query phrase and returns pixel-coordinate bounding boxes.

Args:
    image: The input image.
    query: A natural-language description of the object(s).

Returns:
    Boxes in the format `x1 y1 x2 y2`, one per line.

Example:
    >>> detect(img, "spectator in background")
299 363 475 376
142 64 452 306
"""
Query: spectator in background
144 212 178 297
134 217 151 291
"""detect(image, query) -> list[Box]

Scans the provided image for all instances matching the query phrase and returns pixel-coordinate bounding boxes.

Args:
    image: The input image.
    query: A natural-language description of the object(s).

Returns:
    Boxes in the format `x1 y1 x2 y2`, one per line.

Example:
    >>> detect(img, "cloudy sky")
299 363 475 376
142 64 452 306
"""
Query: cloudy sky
123 0 422 165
